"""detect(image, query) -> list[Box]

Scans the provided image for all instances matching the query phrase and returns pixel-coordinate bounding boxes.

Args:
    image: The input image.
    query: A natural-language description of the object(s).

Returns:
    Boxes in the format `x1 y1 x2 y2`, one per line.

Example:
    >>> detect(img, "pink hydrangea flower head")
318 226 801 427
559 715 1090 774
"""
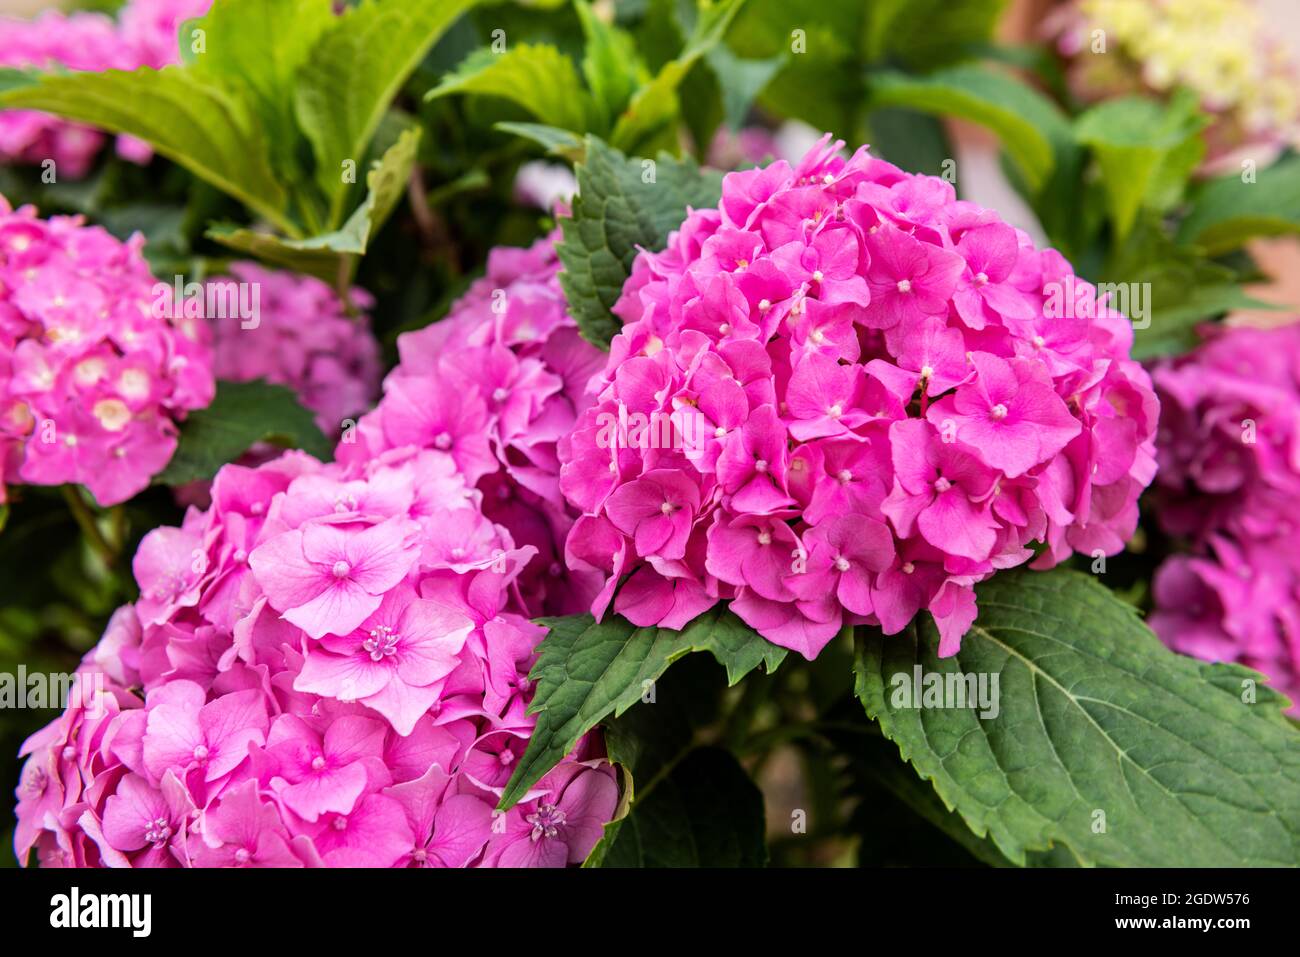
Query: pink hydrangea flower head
338 227 606 617
1150 322 1300 712
560 135 1159 659
0 200 215 505
13 443 617 868
0 1 212 176
208 261 380 434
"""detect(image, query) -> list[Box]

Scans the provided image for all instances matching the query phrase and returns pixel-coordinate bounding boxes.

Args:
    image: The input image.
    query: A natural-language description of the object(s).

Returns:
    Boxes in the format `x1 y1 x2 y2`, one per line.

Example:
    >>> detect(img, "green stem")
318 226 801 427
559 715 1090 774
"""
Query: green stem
61 486 116 566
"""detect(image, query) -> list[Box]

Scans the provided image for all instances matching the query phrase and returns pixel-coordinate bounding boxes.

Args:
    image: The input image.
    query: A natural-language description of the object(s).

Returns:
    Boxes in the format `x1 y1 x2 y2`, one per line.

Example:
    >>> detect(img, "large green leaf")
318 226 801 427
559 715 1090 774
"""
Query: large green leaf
557 135 724 348
1177 153 1300 254
426 44 595 131
156 380 333 486
0 67 289 232
1074 92 1207 240
600 747 768 866
854 568 1300 867
188 0 336 191
499 604 786 809
867 65 1070 195
295 0 479 221
206 126 420 282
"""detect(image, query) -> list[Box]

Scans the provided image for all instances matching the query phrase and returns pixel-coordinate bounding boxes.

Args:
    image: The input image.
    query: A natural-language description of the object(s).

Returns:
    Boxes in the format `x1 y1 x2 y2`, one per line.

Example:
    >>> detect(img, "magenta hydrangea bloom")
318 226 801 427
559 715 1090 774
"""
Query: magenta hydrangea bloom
0 198 214 505
1150 322 1300 711
559 135 1159 658
209 261 380 435
12 444 618 868
0 1 212 176
338 227 607 616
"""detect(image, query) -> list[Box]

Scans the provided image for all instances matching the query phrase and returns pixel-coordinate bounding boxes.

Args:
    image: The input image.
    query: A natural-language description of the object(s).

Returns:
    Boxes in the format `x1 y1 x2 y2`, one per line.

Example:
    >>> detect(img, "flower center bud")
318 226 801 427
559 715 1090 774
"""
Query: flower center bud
364 625 400 662
332 560 351 578
144 817 172 847
526 803 567 842
812 270 824 283
834 556 851 572
828 403 843 418
311 756 327 771
896 279 912 294
757 530 772 546
974 271 988 286
758 298 771 312
234 848 252 864
434 431 453 450
934 477 952 493
837 469 853 484
714 426 727 438
990 404 1008 420
192 745 209 764
901 562 915 575
660 501 675 514
754 459 768 473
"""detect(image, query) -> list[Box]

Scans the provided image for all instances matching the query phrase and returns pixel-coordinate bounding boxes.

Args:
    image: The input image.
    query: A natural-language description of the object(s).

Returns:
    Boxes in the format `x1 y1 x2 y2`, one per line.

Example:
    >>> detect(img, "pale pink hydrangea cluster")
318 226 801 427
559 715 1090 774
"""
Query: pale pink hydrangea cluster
0 198 213 506
1150 323 1300 710
338 228 607 617
0 0 212 176
559 136 1159 659
209 262 380 435
13 444 618 868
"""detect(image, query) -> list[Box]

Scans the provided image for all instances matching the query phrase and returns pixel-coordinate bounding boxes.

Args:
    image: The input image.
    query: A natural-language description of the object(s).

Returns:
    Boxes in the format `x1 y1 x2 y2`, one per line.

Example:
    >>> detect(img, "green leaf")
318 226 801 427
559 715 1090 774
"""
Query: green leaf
188 0 336 188
1074 92 1208 240
854 568 1300 867
1177 153 1300 254
867 65 1069 195
575 0 645 128
493 121 585 160
499 604 786 809
295 0 479 222
557 135 724 348
0 66 289 232
1099 215 1275 360
609 0 747 153
704 44 785 131
867 108 954 181
426 44 596 132
207 127 420 283
862 0 1007 69
156 380 333 486
600 747 768 866
583 652 728 866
